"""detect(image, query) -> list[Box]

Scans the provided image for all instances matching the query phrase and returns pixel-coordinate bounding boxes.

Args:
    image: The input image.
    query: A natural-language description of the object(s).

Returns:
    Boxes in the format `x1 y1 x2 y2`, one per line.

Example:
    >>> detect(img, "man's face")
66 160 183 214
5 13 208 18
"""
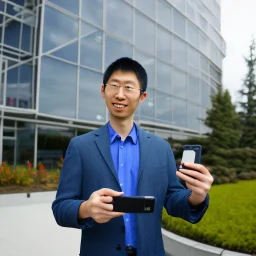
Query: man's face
101 70 147 120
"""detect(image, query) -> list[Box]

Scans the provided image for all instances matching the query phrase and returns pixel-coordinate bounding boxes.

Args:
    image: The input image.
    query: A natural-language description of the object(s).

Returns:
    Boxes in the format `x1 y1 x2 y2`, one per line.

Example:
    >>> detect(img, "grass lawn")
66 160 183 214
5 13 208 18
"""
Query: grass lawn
162 180 256 254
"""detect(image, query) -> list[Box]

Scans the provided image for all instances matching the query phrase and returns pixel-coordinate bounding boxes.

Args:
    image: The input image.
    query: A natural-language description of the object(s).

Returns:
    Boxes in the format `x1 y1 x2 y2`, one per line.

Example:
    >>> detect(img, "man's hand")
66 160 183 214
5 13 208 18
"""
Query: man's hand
78 188 125 223
176 163 214 206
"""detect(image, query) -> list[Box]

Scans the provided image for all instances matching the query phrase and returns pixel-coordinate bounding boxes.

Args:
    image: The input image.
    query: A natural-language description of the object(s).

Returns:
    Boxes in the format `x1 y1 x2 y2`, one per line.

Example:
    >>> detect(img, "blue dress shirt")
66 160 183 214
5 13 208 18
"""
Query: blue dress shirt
108 122 139 248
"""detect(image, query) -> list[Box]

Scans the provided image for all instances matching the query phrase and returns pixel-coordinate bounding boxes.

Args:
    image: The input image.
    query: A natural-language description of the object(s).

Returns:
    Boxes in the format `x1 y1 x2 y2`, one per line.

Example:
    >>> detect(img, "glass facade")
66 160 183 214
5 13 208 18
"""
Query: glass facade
0 0 225 167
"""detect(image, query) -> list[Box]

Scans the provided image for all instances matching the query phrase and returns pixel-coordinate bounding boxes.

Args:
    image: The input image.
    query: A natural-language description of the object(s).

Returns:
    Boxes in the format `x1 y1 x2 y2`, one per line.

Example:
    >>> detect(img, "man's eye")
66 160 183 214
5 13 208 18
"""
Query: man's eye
125 86 133 90
111 84 119 88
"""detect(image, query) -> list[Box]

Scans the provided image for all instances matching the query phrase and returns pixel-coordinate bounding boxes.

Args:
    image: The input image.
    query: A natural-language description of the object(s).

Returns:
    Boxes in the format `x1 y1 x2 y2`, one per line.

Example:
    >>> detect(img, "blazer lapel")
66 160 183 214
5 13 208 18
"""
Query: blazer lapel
94 124 120 186
137 127 152 184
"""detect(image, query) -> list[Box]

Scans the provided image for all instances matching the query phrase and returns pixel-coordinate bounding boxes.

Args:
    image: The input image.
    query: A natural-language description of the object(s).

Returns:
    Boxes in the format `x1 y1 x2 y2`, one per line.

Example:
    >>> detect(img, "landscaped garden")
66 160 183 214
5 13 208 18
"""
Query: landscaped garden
162 180 256 254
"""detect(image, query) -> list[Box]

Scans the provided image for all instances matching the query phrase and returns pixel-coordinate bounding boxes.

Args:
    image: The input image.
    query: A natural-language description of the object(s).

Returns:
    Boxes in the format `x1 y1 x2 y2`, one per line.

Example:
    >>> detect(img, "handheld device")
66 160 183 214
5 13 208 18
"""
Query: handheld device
179 144 202 168
112 196 155 213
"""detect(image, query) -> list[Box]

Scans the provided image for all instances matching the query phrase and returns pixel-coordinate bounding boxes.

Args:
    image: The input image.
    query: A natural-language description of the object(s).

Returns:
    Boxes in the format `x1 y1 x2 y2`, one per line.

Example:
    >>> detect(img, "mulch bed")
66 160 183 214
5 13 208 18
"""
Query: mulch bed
0 184 58 194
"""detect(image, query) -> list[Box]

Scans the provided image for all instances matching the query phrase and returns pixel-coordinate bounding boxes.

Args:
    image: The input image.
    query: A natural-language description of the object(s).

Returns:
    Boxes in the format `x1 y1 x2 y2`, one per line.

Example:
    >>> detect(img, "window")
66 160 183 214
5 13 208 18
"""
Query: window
140 88 155 122
187 103 200 131
43 6 78 53
81 0 103 27
173 9 185 39
157 26 172 63
135 12 155 53
106 0 133 42
187 21 199 48
172 36 186 71
105 36 132 69
157 61 172 93
157 0 172 30
135 0 155 18
80 22 102 70
39 57 77 118
173 98 187 128
49 0 79 15
173 68 187 98
156 91 172 124
79 68 105 122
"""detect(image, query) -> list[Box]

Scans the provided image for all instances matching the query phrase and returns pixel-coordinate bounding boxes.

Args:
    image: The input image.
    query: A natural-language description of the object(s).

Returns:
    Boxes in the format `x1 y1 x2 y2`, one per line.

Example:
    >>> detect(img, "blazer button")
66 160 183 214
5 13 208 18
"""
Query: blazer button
116 244 121 251
122 225 125 232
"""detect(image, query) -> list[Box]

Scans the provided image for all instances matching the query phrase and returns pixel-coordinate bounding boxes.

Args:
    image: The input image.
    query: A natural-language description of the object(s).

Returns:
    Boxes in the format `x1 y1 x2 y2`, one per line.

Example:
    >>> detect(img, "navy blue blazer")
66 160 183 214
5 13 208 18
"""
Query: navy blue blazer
52 123 209 256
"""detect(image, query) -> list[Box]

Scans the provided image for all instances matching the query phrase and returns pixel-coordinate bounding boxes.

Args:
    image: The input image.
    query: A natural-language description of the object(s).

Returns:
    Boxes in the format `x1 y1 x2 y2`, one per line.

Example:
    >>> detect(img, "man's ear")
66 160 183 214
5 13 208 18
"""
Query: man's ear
139 91 147 103
101 85 105 99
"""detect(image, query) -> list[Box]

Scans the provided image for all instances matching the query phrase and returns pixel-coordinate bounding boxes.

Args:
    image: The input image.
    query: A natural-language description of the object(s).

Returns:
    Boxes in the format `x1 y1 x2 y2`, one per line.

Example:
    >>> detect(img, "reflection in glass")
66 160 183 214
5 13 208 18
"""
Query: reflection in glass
21 24 32 52
37 126 75 169
173 98 186 128
157 0 172 30
135 0 155 18
187 21 199 47
201 80 210 108
49 0 79 15
106 0 133 42
173 9 185 38
4 20 20 48
157 61 172 94
134 51 155 88
140 88 155 122
81 0 103 28
157 26 172 63
79 68 105 122
172 36 186 71
173 68 187 99
43 6 78 52
156 91 172 124
52 41 78 63
187 103 200 131
200 32 209 56
188 45 199 69
105 36 133 69
40 57 77 118
188 75 200 103
135 12 155 53
80 27 102 71
16 122 35 165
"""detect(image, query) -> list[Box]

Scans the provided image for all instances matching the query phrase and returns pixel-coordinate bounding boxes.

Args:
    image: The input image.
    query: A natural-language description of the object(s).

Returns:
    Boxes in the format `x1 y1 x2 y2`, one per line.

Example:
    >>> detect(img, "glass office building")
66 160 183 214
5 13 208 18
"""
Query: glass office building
0 0 225 167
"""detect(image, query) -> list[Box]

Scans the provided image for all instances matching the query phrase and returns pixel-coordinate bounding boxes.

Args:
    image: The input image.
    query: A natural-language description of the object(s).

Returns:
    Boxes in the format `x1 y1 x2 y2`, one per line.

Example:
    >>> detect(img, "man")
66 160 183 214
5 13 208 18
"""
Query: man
52 57 213 256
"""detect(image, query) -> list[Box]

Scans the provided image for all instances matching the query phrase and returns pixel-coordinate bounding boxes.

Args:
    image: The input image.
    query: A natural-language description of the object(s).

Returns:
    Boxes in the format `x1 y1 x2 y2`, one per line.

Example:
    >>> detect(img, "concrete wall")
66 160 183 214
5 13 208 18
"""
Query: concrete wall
162 228 252 256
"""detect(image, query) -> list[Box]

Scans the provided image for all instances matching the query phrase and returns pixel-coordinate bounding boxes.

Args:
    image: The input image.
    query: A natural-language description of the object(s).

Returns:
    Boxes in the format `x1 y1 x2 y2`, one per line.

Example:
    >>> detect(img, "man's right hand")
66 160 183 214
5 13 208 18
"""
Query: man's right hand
78 188 125 223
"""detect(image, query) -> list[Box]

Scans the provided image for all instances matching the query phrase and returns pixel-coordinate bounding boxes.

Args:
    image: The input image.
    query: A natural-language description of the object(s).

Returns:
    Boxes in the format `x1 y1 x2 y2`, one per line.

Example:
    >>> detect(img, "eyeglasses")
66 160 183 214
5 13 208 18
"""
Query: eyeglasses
105 83 144 94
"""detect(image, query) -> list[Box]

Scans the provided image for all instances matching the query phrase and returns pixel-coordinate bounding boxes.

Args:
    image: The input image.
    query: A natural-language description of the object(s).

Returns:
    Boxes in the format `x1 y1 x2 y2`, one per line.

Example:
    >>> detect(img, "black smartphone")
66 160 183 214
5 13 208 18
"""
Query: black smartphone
112 196 155 213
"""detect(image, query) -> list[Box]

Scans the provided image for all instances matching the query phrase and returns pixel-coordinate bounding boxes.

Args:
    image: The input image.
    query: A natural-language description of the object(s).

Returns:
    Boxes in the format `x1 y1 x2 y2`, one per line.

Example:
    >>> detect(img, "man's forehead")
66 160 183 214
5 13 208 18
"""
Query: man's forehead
108 70 139 84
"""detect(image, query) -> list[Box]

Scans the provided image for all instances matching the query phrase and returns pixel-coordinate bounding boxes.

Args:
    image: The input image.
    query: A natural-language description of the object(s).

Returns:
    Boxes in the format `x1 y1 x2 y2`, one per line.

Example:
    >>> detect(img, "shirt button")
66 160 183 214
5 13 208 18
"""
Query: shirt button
120 164 123 167
120 183 123 187
116 244 121 251
126 218 129 222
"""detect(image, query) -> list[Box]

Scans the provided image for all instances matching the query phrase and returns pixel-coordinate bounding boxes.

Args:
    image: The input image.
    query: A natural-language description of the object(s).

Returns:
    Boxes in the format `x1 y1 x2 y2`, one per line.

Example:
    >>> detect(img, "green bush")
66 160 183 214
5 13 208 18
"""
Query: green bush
162 180 256 254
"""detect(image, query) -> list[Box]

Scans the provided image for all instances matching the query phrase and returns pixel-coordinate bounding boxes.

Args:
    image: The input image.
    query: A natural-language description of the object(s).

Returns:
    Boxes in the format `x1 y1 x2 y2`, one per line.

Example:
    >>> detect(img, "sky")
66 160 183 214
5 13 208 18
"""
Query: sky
221 0 256 105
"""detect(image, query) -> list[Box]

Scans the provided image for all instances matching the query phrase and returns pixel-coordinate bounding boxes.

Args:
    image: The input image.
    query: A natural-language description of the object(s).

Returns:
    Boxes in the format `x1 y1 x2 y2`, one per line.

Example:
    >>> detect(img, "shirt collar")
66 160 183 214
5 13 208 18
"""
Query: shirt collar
108 122 138 145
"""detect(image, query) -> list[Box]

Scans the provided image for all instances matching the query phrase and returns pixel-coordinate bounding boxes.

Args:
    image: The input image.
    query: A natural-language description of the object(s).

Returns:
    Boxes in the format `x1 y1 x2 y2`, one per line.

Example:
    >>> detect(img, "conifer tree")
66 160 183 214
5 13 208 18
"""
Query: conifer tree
205 85 241 153
239 38 256 148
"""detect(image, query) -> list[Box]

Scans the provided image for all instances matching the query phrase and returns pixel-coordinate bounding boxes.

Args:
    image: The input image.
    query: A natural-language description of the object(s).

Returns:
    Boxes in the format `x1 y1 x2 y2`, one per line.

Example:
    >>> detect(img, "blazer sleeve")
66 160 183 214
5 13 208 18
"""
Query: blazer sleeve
52 138 94 229
164 144 209 224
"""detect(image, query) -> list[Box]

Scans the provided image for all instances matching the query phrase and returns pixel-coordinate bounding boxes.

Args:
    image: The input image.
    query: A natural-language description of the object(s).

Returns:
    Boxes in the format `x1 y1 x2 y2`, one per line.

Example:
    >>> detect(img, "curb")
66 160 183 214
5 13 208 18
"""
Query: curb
162 228 252 256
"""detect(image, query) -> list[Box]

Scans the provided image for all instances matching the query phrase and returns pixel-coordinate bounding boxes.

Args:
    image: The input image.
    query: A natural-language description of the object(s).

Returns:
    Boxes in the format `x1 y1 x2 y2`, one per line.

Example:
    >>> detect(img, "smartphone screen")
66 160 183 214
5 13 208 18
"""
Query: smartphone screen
181 150 196 163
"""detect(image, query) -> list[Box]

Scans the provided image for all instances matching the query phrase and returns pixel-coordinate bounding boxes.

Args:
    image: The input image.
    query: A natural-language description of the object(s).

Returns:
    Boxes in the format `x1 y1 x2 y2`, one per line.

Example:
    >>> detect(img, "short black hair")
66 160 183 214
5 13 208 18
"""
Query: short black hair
103 57 147 92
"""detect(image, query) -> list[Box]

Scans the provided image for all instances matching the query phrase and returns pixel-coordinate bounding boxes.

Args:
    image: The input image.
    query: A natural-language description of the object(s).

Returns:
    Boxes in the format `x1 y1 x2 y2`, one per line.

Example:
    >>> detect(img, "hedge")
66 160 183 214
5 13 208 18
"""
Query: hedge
162 180 256 254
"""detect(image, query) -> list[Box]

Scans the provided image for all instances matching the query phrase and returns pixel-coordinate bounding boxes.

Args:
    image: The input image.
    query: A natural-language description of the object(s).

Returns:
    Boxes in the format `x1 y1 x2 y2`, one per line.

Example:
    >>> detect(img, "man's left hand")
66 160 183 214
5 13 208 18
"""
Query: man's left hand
176 163 214 206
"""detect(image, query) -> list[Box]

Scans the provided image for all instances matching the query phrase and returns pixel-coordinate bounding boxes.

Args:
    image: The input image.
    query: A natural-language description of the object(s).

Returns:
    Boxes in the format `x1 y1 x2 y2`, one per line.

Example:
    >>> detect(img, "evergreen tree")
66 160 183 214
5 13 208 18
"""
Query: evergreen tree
205 85 241 153
239 38 256 148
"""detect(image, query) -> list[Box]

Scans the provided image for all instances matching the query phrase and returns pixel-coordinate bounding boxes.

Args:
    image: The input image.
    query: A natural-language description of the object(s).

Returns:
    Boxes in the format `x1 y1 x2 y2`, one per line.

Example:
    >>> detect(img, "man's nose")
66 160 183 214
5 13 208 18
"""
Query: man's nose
115 87 125 99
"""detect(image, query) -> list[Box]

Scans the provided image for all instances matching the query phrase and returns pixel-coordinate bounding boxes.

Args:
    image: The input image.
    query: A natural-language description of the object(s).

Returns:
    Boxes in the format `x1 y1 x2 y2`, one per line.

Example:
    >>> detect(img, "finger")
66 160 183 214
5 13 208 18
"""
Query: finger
99 209 125 218
182 163 211 176
179 168 207 182
185 182 209 194
176 171 203 187
101 196 113 204
98 188 124 197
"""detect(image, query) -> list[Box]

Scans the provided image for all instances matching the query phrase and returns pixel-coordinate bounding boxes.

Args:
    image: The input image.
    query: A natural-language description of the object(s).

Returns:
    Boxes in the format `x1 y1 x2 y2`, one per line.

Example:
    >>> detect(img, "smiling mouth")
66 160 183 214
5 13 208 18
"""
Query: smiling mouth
113 103 127 108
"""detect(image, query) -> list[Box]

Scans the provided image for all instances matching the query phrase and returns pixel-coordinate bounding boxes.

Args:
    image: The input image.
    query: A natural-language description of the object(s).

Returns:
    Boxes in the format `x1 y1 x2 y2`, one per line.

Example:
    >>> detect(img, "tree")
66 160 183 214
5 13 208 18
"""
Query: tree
205 85 241 153
239 38 256 148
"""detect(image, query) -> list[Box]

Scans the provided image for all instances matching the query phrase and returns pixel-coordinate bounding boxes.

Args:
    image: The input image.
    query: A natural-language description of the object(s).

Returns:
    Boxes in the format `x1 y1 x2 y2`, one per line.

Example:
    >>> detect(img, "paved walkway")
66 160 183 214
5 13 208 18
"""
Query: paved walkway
0 191 81 256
